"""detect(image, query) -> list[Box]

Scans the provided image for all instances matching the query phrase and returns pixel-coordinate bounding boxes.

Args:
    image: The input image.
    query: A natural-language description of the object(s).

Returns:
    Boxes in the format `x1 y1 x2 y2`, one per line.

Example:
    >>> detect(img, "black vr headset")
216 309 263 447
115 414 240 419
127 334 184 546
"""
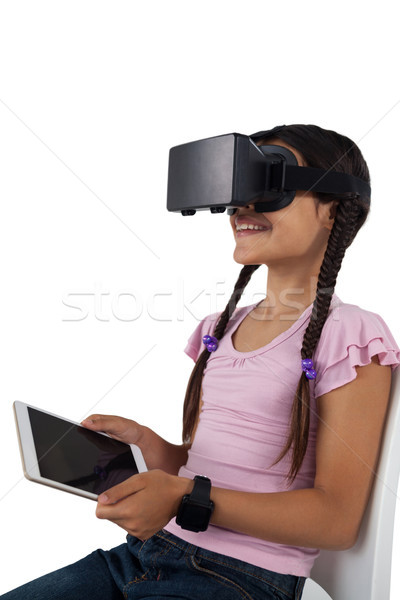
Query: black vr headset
166 126 371 216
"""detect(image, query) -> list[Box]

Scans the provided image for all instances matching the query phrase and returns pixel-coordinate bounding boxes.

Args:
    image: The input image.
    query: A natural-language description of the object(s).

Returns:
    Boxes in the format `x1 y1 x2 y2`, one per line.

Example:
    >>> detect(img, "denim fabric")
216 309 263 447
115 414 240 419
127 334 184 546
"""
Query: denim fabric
1 530 306 599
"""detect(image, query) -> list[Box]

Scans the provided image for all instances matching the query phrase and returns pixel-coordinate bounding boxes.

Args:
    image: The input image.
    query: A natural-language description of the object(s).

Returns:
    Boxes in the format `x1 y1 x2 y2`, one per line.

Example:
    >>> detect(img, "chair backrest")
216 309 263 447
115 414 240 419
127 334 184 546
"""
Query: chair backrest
303 366 400 600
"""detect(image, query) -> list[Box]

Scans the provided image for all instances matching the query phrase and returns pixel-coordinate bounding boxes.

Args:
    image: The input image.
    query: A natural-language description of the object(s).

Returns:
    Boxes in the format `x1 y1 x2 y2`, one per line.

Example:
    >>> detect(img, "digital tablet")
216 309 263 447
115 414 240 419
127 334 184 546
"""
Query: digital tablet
13 401 147 501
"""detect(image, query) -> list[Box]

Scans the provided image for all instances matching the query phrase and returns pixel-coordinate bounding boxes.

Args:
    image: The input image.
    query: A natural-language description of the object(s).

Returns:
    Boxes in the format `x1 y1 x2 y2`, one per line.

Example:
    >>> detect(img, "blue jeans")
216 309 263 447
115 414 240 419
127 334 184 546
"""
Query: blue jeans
1 530 306 599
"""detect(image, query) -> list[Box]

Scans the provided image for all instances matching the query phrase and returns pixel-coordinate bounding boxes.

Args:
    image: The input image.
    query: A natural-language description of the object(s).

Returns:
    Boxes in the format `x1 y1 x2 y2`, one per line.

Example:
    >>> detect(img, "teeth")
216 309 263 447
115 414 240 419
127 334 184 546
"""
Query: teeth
236 223 268 231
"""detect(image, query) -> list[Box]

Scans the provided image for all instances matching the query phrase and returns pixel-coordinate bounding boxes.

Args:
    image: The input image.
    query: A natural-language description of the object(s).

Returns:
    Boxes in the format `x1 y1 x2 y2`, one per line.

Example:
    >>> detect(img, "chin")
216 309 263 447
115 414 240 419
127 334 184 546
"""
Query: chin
232 252 262 266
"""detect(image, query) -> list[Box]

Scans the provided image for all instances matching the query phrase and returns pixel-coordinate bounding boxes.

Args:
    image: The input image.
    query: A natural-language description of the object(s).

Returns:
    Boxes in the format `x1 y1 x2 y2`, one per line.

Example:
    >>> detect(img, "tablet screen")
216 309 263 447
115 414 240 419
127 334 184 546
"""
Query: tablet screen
28 407 139 495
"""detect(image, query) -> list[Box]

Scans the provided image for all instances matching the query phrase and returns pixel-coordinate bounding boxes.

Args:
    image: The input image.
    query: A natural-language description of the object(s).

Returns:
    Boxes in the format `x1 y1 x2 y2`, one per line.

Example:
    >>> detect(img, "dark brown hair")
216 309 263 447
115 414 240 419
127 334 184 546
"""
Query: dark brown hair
182 124 371 482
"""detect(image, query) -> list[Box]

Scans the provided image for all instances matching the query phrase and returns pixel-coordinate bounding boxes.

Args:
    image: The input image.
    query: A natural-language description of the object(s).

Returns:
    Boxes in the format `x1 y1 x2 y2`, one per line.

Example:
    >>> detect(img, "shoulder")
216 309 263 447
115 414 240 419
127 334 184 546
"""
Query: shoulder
321 295 398 347
325 295 387 323
313 295 400 398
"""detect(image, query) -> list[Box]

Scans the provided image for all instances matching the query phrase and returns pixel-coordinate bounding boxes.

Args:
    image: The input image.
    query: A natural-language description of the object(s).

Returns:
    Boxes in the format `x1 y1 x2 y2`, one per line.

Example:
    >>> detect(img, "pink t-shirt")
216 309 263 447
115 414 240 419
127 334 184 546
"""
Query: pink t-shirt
165 294 400 577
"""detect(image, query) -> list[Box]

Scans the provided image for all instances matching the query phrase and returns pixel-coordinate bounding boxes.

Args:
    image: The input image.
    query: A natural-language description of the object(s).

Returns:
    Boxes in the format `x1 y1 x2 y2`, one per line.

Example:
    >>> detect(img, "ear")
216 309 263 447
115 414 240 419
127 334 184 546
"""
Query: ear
318 200 339 231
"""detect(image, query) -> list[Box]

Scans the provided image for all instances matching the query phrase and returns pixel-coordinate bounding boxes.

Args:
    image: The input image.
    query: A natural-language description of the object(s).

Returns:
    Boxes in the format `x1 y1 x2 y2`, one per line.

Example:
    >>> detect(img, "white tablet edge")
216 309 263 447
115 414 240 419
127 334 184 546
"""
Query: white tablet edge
13 400 147 501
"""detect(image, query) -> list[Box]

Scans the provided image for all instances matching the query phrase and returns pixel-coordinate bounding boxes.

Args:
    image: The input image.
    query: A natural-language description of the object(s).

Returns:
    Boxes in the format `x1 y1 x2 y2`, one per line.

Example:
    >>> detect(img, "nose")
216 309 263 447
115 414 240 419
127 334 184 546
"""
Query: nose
239 203 256 213
229 203 255 217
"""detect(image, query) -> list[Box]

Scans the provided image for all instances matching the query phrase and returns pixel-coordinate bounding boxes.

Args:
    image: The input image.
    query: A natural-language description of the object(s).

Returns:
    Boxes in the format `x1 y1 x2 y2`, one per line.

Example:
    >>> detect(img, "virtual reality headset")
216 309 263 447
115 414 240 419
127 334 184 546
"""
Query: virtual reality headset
166 129 371 215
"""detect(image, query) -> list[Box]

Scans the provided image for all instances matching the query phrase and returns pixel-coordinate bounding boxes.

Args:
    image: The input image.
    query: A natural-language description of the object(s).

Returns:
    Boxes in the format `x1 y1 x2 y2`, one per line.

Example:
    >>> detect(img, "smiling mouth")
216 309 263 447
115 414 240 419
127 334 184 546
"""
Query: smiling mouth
235 224 271 236
236 224 268 231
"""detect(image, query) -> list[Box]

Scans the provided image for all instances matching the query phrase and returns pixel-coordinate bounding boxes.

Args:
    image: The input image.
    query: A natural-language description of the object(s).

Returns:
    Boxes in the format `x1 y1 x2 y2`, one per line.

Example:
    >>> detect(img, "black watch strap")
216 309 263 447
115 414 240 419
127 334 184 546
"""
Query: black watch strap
176 475 214 532
190 475 212 504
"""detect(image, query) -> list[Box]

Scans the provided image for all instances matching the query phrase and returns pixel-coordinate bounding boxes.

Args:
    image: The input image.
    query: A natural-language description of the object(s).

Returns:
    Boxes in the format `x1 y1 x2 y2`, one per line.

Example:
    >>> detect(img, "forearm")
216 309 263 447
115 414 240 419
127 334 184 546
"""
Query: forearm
138 427 189 475
96 472 360 549
207 485 358 551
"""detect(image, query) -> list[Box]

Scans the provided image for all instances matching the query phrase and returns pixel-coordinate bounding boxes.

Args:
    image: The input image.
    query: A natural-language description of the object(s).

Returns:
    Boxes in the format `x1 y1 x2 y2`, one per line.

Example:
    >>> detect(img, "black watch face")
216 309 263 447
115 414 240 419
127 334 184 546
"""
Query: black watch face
177 500 213 532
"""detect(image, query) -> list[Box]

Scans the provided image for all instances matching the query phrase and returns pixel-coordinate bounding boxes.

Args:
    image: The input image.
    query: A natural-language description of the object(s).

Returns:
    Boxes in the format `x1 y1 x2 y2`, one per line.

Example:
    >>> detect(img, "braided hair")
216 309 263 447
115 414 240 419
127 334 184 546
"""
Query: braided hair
182 124 371 482
182 263 260 441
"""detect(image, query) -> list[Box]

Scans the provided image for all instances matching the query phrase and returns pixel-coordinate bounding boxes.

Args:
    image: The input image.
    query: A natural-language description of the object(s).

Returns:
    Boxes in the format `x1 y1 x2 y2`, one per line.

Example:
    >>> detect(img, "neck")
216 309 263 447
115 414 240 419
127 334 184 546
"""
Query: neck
255 265 320 320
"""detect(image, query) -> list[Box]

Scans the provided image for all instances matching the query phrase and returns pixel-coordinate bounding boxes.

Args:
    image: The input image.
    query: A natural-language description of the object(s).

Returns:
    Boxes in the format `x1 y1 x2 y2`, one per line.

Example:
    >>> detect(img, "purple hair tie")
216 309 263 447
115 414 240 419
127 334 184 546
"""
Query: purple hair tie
203 335 218 352
302 358 317 380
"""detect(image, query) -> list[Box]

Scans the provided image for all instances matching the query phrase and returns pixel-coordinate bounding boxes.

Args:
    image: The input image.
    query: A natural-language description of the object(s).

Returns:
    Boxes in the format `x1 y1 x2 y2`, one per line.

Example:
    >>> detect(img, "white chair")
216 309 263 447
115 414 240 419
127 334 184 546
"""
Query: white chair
302 366 400 600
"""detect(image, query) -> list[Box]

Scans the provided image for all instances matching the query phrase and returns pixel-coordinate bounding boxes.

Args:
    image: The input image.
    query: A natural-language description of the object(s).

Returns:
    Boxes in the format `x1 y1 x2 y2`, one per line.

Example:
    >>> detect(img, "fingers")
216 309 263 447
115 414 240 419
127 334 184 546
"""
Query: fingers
80 414 141 445
94 471 174 540
97 473 146 506
81 414 119 431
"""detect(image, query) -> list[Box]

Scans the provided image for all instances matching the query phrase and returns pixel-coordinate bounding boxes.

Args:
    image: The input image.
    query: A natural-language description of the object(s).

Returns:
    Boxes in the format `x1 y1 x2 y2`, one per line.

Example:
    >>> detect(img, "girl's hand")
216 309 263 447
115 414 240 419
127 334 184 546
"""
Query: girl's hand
95 470 193 540
81 414 144 446
81 414 190 474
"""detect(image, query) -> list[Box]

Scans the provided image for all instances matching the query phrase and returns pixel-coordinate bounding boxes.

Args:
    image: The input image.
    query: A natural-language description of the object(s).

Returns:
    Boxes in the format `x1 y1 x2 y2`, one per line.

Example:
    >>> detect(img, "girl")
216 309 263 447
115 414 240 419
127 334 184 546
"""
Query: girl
2 124 400 600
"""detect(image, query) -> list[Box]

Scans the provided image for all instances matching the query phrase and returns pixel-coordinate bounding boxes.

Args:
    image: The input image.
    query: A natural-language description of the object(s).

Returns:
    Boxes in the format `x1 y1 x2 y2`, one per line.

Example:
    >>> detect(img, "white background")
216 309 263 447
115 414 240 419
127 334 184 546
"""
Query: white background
0 0 399 596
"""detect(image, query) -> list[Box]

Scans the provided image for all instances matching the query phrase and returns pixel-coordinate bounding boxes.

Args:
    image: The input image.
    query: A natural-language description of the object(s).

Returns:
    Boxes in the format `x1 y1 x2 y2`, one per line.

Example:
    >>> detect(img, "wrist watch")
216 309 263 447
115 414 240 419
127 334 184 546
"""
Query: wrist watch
176 475 214 532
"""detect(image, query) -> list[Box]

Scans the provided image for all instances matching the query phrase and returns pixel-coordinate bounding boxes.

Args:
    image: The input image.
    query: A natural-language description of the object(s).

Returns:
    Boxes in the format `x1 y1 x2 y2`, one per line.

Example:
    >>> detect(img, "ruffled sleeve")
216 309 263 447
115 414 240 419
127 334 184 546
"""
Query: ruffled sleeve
313 302 400 398
184 310 223 362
